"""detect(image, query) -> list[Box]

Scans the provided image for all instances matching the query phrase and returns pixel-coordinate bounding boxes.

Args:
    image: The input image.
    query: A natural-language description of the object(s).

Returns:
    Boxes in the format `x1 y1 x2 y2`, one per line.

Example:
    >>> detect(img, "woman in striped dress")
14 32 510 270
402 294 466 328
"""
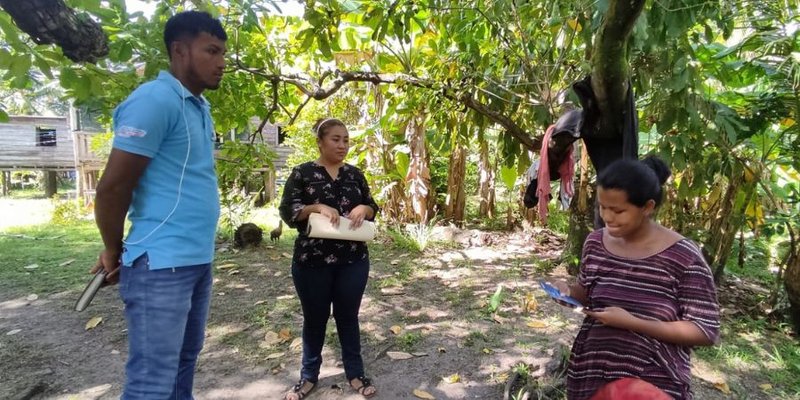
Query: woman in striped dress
556 156 720 399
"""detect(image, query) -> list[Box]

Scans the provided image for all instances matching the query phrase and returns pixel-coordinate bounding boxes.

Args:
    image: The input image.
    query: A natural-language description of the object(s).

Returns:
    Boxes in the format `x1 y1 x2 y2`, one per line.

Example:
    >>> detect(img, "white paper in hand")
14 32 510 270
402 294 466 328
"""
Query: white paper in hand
307 212 376 242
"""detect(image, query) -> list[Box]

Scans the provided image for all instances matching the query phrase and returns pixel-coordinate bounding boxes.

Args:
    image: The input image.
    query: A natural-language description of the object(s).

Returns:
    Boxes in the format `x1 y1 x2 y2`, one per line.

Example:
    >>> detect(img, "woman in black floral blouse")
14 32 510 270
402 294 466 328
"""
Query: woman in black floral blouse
279 118 379 400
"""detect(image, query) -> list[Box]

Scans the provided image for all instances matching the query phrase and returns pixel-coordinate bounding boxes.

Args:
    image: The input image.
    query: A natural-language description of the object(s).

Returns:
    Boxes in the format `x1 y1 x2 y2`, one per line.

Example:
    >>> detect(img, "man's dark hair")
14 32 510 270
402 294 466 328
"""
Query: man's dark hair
597 156 672 208
164 11 227 59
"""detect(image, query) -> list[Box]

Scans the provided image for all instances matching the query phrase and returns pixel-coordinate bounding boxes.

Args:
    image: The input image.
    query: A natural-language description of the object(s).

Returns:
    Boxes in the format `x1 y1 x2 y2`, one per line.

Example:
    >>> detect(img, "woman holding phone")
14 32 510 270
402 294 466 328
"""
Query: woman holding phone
554 156 720 399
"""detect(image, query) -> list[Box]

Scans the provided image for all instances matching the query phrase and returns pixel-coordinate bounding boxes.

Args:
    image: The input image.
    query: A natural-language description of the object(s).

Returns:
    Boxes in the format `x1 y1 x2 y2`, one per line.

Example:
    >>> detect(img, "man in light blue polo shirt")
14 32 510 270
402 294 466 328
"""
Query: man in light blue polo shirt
92 11 226 399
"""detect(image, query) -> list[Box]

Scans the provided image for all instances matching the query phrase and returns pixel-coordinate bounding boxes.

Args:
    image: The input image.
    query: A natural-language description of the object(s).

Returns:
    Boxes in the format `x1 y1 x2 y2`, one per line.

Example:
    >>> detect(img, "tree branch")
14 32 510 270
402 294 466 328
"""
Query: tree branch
234 65 542 150
0 0 108 63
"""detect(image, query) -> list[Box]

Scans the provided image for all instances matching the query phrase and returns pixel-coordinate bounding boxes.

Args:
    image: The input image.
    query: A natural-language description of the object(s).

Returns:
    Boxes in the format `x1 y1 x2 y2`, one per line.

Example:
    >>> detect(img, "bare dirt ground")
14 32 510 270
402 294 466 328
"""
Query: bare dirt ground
0 199 53 230
0 226 775 400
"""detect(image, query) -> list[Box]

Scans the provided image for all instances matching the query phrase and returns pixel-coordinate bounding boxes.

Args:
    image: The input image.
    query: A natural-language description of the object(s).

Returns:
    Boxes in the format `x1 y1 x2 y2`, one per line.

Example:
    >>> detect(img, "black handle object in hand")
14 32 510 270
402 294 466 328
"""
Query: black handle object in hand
74 270 107 312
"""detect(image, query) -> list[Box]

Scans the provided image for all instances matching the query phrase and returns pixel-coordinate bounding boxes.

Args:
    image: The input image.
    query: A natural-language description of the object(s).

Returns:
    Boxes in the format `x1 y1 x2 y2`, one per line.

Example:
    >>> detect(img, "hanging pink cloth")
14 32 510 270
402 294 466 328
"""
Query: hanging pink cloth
536 124 575 225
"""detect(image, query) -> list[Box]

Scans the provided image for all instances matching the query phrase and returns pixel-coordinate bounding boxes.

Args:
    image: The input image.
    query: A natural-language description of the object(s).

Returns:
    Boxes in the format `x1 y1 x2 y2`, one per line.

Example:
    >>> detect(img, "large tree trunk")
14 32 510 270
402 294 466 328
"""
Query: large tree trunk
707 177 737 282
783 225 800 333
0 0 108 63
1 171 9 196
405 115 432 223
43 170 58 198
563 143 593 275
590 0 646 139
444 142 467 226
478 138 495 218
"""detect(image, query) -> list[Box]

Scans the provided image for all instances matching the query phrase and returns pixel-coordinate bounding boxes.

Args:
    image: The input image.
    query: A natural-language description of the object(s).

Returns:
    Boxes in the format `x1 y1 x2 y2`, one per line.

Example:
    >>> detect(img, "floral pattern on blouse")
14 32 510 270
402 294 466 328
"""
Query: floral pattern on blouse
279 162 379 267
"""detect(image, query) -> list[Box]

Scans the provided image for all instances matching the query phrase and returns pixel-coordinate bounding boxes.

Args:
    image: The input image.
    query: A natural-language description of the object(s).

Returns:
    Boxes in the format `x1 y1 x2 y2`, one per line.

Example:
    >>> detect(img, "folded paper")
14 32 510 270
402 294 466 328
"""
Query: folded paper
307 212 376 242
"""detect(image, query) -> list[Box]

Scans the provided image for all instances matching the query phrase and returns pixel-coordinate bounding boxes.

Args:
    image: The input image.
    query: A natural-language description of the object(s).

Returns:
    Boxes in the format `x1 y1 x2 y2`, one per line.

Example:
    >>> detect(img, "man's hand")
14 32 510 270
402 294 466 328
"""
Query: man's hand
91 249 121 285
584 306 637 329
315 204 340 227
347 205 373 229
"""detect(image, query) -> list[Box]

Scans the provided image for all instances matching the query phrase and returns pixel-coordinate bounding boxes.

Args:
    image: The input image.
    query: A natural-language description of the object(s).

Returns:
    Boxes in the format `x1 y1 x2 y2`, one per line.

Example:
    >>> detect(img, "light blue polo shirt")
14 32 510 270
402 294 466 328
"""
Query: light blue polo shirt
112 70 220 269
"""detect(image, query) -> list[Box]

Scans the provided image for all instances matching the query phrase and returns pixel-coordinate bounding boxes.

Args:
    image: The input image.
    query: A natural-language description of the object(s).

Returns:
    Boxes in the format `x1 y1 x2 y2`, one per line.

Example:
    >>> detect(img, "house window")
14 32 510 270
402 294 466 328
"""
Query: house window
36 127 57 147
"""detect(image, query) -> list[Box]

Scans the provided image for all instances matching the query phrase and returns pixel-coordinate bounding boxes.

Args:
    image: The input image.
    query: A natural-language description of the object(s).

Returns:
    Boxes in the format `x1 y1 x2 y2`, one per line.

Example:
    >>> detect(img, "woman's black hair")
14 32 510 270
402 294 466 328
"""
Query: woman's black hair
164 11 227 60
312 118 346 138
597 156 671 207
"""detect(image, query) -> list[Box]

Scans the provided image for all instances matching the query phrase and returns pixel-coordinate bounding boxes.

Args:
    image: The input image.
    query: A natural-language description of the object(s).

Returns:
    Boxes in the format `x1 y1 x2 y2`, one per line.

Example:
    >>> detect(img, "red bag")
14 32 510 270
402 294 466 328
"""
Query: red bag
589 378 672 400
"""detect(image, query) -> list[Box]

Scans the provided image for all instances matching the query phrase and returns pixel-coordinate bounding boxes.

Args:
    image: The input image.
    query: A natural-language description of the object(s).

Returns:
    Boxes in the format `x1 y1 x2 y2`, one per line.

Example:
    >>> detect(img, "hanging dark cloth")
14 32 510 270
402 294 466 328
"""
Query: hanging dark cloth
572 76 638 174
572 76 639 228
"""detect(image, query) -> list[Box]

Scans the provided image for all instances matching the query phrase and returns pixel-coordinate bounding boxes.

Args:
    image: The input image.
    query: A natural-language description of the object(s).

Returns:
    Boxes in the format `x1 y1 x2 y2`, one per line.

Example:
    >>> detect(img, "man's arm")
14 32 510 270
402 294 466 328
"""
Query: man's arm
91 149 151 283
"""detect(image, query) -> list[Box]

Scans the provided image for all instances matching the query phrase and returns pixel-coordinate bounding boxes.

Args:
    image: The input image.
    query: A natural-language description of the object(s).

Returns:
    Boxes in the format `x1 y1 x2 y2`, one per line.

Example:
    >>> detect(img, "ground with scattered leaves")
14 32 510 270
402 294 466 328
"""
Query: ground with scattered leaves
0 217 791 399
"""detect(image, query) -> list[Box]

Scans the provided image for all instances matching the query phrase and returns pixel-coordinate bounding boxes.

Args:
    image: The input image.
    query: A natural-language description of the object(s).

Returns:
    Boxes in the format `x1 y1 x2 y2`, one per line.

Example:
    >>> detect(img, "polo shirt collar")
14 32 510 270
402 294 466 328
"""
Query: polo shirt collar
157 70 209 105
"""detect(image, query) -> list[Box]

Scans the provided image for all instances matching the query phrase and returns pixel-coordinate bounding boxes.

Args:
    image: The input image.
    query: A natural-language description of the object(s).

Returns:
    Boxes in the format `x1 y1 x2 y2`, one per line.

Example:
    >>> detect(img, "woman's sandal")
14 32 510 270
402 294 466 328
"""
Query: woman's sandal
284 378 317 400
350 376 377 398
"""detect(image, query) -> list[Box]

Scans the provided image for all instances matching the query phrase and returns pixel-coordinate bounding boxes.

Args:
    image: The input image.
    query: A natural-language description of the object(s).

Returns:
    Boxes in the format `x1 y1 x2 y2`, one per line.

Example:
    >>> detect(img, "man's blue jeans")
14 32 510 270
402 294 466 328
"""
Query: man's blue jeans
119 253 213 400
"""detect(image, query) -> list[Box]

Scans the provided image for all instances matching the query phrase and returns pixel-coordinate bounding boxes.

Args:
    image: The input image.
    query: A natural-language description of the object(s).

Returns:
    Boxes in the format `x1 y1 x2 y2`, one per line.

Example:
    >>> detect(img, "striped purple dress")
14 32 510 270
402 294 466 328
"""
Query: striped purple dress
567 229 720 400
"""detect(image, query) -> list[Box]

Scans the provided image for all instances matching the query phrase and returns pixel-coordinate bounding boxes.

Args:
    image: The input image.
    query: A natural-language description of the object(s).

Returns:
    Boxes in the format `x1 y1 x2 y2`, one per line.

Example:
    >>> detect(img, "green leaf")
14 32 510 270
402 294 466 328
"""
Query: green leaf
395 152 410 178
488 284 504 313
499 163 517 191
34 55 54 79
0 108 8 122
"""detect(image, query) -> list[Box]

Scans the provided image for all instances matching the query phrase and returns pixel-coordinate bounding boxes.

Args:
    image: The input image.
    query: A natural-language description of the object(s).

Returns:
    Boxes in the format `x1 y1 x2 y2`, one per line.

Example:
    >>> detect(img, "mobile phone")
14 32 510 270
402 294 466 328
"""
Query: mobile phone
539 280 586 310
74 270 106 312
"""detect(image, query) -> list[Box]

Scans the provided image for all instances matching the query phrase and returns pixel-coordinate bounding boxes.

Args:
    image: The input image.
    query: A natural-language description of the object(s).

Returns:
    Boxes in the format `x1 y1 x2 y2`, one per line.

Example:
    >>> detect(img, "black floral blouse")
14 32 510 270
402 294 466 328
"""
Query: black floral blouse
279 162 379 267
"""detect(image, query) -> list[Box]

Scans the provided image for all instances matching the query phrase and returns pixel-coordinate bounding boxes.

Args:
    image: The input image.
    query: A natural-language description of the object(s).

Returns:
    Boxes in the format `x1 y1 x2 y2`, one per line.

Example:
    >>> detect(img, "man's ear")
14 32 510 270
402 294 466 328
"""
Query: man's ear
171 41 188 58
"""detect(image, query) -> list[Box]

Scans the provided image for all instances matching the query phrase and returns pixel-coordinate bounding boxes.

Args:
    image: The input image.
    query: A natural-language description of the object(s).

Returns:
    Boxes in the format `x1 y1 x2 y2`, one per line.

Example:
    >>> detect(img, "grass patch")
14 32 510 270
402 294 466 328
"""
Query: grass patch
0 221 101 297
695 317 800 397
395 331 424 352
725 235 773 284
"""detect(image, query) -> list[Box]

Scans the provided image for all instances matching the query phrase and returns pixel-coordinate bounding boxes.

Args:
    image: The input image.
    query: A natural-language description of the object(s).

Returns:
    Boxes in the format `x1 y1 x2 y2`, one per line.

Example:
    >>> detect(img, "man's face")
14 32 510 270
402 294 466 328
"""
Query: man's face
181 32 227 91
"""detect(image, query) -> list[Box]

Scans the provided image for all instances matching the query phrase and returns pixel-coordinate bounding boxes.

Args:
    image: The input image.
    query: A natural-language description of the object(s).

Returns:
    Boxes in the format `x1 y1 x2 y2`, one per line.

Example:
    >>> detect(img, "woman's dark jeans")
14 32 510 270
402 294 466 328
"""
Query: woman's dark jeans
291 258 369 381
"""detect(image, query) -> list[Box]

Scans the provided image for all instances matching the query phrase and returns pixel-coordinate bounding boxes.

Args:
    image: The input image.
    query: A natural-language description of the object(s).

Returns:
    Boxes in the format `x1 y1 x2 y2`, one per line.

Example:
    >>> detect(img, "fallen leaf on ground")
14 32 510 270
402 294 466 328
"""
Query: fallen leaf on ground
437 347 446 353
442 373 460 384
526 320 548 329
265 352 284 360
277 295 293 300
282 252 292 259
274 271 283 277
390 259 401 265
216 263 237 270
270 256 280 261
373 333 386 342
523 293 538 313
411 352 429 357
289 337 302 350
26 294 38 301
713 381 731 394
23 264 39 269
380 287 405 295
254 300 267 305
482 348 492 354
387 351 414 360
6 329 21 336
413 389 435 399
759 383 772 391
263 331 281 347
389 325 403 335
492 315 508 324
59 259 76 267
85 316 103 330
279 328 292 342
228 270 240 275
